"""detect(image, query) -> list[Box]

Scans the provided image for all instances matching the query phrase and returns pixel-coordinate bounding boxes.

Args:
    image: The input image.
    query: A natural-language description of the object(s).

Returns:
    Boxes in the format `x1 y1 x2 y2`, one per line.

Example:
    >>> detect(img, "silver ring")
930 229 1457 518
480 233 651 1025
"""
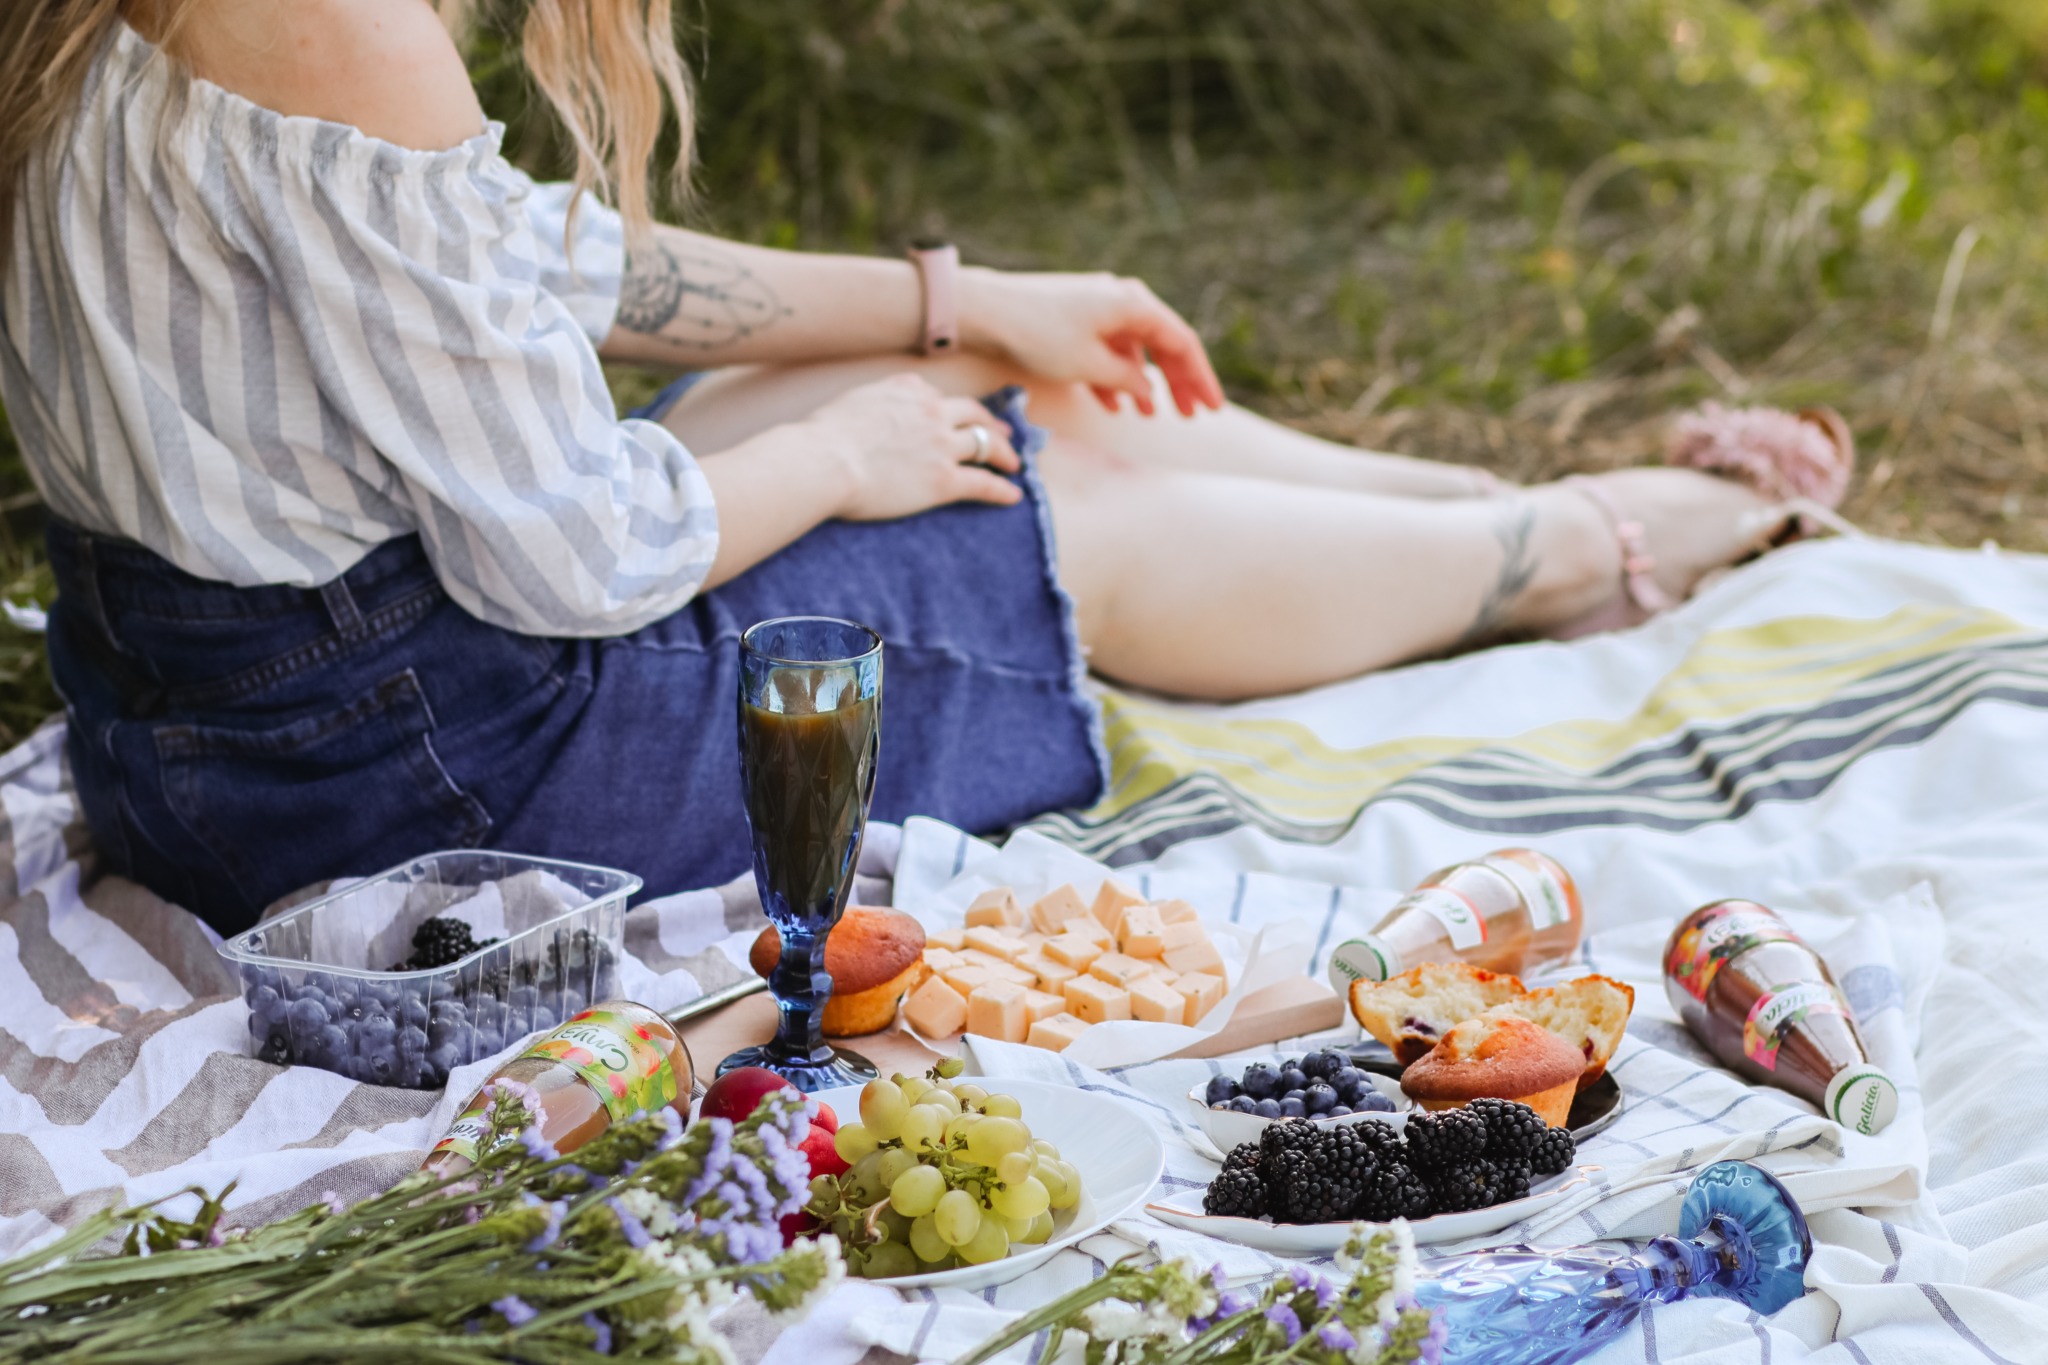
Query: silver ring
967 424 990 465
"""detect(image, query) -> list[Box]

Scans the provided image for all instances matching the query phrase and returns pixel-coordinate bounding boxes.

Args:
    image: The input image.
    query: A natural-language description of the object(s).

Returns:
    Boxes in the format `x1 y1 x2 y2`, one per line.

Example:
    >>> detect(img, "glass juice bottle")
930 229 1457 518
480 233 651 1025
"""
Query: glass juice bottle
1664 900 1897 1135
422 1001 694 1176
1329 848 1585 988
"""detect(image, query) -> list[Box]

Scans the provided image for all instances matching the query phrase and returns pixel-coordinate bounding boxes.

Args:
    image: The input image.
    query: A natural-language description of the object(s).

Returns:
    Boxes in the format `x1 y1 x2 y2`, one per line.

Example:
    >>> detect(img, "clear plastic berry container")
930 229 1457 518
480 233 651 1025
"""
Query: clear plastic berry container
219 851 640 1089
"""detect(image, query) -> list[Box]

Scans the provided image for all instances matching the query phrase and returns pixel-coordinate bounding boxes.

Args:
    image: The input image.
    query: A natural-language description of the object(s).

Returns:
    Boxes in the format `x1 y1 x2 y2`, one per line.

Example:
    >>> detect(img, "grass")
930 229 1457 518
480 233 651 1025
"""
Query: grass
6 0 2048 745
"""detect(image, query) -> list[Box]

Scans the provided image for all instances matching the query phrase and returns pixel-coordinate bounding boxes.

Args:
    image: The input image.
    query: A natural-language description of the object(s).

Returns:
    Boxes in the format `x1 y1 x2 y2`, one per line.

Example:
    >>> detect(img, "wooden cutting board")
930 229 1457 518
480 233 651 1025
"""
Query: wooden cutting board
673 974 1347 1083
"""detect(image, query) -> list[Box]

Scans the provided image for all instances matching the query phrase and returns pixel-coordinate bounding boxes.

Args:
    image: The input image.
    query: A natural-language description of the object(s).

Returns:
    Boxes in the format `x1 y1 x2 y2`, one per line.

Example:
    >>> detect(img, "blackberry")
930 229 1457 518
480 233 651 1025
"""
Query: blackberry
1530 1126 1576 1177
1465 1098 1547 1161
1427 1157 1503 1213
399 917 498 971
1355 1160 1434 1222
1493 1158 1534 1204
1270 1147 1365 1223
1204 1165 1268 1218
1223 1141 1263 1174
1349 1117 1406 1161
1257 1117 1323 1168
1404 1108 1487 1173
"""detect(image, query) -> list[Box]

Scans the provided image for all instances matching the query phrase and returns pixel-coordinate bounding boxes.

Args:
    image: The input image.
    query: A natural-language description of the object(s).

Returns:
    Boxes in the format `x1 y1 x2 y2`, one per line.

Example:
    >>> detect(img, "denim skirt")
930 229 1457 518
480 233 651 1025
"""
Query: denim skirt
45 454 1105 935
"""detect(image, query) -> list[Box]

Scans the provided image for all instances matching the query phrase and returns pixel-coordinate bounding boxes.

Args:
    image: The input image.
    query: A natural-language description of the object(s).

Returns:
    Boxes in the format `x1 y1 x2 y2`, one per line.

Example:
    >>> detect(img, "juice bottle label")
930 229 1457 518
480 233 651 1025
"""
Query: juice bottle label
525 1007 678 1122
1404 887 1488 951
1742 982 1847 1071
1667 907 1800 1002
1479 853 1573 930
430 1103 493 1165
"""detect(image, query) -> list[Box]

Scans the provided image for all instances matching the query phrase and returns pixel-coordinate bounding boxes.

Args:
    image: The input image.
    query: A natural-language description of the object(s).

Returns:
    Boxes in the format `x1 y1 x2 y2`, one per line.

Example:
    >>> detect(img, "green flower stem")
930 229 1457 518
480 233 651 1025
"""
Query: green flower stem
951 1266 1152 1365
1156 1305 1265 1365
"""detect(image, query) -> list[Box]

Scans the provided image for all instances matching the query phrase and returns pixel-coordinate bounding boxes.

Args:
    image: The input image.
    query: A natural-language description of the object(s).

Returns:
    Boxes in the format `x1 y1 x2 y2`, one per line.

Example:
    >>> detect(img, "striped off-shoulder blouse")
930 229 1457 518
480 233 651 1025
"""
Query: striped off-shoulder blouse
0 22 718 637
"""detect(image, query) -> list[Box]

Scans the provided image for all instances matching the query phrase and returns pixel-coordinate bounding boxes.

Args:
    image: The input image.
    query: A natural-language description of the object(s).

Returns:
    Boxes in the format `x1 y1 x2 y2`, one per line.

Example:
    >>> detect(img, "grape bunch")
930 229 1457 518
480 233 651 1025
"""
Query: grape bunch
804 1061 1083 1277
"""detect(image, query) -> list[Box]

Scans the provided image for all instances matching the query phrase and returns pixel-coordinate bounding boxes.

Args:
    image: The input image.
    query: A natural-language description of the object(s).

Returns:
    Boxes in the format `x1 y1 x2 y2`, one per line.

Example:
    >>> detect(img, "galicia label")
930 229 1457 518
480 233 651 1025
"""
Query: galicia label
1824 1066 1900 1136
1742 982 1847 1071
1667 905 1801 1002
1328 937 1394 991
1480 854 1573 931
1403 887 1487 951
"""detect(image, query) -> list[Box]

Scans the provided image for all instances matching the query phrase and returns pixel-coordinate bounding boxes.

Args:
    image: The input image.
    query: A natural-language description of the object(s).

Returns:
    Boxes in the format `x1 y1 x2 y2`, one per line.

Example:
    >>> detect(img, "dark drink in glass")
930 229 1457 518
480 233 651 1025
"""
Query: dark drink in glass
717 616 883 1091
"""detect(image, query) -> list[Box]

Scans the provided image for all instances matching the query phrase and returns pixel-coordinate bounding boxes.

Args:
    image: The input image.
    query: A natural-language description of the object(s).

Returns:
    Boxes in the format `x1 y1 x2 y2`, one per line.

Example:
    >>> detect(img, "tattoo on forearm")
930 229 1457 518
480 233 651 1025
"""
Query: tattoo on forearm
1455 497 1537 648
616 243 790 349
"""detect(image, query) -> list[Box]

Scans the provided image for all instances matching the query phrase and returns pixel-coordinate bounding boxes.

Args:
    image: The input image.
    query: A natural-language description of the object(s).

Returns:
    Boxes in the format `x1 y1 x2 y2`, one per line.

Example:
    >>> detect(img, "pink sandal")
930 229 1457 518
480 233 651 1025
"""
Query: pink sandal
1557 403 1859 639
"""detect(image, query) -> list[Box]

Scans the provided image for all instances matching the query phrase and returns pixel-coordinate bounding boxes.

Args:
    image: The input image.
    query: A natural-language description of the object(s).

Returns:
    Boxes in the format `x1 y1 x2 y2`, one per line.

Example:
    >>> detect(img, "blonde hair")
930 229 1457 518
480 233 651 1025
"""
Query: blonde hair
0 0 692 264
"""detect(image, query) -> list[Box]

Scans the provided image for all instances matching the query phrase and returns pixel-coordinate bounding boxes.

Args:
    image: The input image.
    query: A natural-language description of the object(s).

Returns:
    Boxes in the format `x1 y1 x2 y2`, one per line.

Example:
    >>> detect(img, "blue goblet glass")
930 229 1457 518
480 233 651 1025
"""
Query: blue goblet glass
717 617 884 1092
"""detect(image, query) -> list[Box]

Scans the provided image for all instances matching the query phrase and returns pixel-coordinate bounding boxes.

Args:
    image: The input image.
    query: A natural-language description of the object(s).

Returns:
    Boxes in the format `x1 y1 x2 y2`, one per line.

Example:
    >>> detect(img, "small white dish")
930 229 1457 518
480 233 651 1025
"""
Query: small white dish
1145 1165 1599 1253
809 1076 1165 1291
1185 1072 1412 1156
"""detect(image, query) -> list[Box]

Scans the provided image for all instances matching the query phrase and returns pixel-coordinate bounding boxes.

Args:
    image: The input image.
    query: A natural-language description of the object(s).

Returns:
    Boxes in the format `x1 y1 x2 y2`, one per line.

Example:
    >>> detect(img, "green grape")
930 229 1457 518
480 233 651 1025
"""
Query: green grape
980 1092 1023 1119
908 1213 951 1263
860 1079 909 1141
1047 1159 1081 1210
953 1083 989 1108
863 1242 919 1279
1000 1211 1036 1240
847 1152 890 1205
1036 1160 1070 1207
964 1116 1028 1165
933 1189 981 1247
944 1113 980 1148
1022 1210 1055 1244
936 1057 967 1079
996 1151 1034 1185
834 1123 878 1164
880 1207 914 1242
890 1164 946 1217
876 1147 919 1190
958 1214 1011 1265
808 1174 837 1205
918 1087 962 1117
897 1075 932 1103
1030 1139 1060 1160
900 1104 946 1153
990 1175 1050 1220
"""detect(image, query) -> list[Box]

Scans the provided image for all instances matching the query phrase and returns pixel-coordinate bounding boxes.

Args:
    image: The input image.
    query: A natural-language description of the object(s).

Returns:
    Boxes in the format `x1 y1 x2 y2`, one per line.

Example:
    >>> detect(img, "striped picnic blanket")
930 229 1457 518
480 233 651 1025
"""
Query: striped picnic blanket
8 534 2048 1364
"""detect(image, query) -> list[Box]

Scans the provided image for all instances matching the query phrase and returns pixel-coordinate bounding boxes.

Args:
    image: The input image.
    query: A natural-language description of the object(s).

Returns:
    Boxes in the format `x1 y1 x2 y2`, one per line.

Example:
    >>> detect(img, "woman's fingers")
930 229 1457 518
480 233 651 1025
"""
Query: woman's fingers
945 463 1025 506
940 397 1020 472
1106 302 1224 417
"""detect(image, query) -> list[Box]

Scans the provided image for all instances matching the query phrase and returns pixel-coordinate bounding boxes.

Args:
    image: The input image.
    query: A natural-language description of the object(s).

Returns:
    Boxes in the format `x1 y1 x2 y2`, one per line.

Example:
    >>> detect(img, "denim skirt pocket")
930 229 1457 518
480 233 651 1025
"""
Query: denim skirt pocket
153 667 492 919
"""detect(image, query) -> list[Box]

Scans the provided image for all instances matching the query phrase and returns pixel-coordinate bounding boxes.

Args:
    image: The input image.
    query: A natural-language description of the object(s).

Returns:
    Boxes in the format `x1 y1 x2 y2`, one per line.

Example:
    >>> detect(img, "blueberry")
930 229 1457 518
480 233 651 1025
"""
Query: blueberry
400 996 429 1028
357 1015 397 1049
257 1031 291 1065
531 1003 561 1031
286 997 328 1033
363 982 401 1011
1303 1083 1338 1115
311 1023 350 1066
1300 1050 1340 1080
1278 1067 1309 1092
1252 1098 1283 1119
359 1049 397 1084
1326 1105 1352 1118
247 984 280 1016
1277 1097 1306 1118
396 1023 428 1055
561 989 588 1016
1226 1096 1258 1113
428 1041 463 1075
1352 1090 1395 1113
509 984 540 1010
1282 1089 1306 1104
1203 1075 1240 1106
1239 1064 1283 1100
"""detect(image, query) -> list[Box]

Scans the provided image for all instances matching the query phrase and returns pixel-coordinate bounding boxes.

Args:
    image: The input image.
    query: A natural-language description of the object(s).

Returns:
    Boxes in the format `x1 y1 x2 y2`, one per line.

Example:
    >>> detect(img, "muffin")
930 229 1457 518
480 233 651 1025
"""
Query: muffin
1504 975 1635 1090
1400 1015 1584 1127
1347 962 1528 1065
749 907 927 1036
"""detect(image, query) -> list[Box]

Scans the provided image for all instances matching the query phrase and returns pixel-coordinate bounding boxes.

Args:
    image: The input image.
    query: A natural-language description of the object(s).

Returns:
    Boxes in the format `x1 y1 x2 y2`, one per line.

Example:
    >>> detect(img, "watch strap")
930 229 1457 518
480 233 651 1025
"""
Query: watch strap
907 239 959 356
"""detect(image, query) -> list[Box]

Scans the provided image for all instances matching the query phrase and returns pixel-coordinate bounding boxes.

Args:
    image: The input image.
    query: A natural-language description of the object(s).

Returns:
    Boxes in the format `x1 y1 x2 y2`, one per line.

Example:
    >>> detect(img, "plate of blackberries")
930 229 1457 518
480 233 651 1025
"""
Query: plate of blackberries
1150 1099 1589 1251
1186 1048 1410 1153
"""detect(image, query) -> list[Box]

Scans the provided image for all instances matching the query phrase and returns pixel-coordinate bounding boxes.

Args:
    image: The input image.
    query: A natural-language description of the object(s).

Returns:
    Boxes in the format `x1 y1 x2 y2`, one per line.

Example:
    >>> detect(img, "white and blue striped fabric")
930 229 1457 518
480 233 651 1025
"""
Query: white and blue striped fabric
0 22 718 637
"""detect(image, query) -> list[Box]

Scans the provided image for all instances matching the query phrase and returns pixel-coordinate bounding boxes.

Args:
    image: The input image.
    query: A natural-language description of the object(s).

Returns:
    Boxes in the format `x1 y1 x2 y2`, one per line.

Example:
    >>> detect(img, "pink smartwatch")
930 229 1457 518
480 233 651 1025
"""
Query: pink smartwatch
907 237 959 356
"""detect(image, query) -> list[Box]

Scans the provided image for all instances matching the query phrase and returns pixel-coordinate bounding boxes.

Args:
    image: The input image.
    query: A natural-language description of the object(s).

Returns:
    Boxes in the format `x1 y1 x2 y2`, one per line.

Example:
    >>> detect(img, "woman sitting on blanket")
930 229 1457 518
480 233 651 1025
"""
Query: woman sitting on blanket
0 0 1854 932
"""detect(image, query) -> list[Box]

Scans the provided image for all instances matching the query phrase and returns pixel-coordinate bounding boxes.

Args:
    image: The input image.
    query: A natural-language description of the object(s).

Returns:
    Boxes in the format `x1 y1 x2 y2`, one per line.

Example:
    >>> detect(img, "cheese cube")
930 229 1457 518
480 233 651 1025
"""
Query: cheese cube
1158 920 1210 955
1118 905 1167 959
1091 880 1146 934
940 963 995 997
964 925 1028 960
1154 898 1200 925
1088 951 1153 989
958 948 1009 971
1017 952 1078 994
1173 971 1226 1023
1071 917 1116 949
1045 933 1104 970
1021 989 1067 1025
1063 975 1131 1024
1162 936 1227 981
904 976 968 1038
923 948 964 976
928 927 967 951
965 887 1024 929
1026 1012 1090 1053
1019 930 1048 950
1128 975 1187 1024
1134 958 1173 979
982 959 1038 988
1029 884 1091 935
966 980 1030 1043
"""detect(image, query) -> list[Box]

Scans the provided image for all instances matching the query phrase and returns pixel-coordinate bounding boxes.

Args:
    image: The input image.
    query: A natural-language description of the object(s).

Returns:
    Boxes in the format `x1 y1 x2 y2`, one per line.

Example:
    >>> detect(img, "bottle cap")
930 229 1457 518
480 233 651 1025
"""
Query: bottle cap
1823 1065 1899 1136
1327 937 1394 994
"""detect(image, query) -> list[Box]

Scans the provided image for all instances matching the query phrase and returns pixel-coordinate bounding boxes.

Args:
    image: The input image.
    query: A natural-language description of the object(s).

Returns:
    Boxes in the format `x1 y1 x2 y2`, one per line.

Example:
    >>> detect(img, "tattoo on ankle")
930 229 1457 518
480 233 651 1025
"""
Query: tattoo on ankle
616 243 790 349
1456 498 1538 647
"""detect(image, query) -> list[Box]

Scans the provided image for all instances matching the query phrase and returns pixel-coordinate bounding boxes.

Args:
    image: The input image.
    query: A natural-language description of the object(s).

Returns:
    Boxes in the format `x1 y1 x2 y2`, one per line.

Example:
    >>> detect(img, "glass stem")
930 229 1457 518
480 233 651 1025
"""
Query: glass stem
768 925 830 1062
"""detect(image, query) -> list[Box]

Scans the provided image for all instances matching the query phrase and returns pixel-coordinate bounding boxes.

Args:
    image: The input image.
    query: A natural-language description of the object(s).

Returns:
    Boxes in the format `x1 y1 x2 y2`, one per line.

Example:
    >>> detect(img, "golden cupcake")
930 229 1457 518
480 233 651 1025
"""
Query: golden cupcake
1400 1015 1584 1127
749 906 927 1036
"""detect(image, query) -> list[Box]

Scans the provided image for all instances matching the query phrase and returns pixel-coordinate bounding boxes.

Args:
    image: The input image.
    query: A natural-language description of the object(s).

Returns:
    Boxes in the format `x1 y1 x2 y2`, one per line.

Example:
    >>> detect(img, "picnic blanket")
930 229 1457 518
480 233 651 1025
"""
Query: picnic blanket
8 534 2048 1364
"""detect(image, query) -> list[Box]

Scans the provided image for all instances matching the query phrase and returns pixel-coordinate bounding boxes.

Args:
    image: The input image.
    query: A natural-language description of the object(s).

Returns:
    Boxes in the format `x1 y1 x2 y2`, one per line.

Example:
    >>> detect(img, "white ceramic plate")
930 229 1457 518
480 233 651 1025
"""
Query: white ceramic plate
810 1076 1166 1290
1144 1165 1600 1253
1184 1073 1412 1157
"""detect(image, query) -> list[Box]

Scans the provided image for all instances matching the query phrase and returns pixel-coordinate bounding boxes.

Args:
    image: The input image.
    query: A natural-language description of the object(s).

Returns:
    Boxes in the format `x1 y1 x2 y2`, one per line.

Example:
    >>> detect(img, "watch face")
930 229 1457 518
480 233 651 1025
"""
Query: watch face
910 236 952 252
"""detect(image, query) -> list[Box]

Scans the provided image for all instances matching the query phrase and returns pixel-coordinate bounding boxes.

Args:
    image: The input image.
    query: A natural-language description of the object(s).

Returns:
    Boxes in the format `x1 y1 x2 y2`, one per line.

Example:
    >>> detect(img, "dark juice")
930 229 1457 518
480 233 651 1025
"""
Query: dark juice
739 691 879 922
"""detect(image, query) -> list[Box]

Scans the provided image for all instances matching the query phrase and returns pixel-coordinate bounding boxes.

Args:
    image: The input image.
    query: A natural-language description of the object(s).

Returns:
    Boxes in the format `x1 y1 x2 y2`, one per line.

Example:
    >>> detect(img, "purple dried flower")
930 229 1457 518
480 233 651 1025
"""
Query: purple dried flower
491 1077 546 1121
1312 1276 1340 1312
606 1197 652 1249
204 1222 228 1248
518 1127 559 1161
1317 1321 1356 1352
525 1198 566 1253
1209 1264 1228 1295
1218 1290 1253 1317
1420 1309 1448 1365
1264 1303 1301 1345
1289 1266 1315 1292
319 1190 346 1216
493 1295 538 1327
584 1313 613 1355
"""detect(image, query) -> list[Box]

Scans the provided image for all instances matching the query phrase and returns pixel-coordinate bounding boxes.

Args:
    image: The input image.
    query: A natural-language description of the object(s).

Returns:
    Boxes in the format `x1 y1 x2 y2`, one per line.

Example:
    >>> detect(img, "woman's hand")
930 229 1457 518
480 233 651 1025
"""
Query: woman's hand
961 268 1226 419
809 374 1023 521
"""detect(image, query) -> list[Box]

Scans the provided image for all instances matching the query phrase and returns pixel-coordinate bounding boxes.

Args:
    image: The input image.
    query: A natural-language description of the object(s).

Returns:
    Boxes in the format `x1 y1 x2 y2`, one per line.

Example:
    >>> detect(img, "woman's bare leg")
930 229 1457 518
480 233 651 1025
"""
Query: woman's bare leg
661 356 1775 699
